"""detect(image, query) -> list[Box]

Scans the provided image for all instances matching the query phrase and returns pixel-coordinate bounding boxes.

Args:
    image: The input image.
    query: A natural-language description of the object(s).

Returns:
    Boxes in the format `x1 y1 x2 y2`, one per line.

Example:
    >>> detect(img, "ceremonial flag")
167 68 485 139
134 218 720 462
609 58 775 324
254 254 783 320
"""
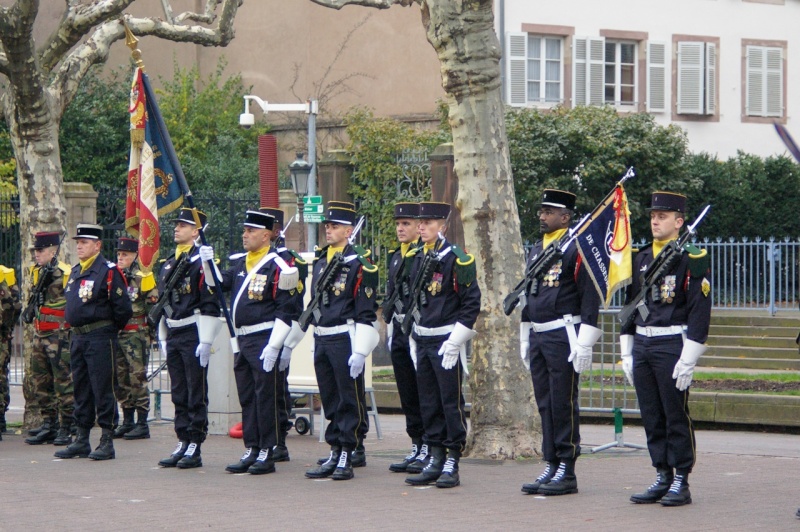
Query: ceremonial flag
575 185 632 308
125 67 184 272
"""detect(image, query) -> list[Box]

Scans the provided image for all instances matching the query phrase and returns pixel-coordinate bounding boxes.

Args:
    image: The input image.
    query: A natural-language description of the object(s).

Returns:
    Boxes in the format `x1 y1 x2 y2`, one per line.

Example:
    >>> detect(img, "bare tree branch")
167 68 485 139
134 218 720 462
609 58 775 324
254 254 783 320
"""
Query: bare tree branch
174 0 220 24
309 0 412 8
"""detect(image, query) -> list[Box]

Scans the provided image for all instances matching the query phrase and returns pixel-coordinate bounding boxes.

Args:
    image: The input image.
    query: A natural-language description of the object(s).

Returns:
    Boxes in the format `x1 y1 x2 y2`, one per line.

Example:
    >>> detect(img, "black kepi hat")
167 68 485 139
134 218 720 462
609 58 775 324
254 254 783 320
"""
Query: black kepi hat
244 210 275 230
394 203 420 219
116 237 138 253
32 232 61 249
259 207 284 227
418 202 450 220
327 200 355 211
648 191 686 213
73 223 103 241
539 189 576 210
174 207 208 228
325 203 356 225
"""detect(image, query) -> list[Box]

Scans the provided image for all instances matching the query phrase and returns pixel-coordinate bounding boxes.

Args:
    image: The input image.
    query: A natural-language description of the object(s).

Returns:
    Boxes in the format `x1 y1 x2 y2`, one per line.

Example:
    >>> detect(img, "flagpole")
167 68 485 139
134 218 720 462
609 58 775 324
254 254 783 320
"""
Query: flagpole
124 20 239 353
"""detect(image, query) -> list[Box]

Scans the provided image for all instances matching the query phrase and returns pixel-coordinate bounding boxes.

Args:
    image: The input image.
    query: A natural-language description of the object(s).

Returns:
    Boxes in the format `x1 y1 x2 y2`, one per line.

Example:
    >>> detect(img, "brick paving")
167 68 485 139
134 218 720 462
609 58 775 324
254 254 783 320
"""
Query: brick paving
1 385 799 530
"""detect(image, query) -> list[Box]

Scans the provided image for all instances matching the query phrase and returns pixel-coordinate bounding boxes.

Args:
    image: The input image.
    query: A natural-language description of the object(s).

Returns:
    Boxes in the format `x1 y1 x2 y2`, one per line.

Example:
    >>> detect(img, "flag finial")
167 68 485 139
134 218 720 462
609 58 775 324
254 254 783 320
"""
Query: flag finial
122 17 145 72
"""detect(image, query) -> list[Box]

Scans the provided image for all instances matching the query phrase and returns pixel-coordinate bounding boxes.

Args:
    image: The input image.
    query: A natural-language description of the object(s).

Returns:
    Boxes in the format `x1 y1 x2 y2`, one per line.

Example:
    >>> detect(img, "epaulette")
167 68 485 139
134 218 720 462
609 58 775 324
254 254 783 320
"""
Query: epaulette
0 265 15 287
450 245 476 286
684 243 709 278
358 255 379 288
634 242 653 254
229 252 246 261
404 243 423 258
313 245 326 264
353 244 371 260
287 249 308 280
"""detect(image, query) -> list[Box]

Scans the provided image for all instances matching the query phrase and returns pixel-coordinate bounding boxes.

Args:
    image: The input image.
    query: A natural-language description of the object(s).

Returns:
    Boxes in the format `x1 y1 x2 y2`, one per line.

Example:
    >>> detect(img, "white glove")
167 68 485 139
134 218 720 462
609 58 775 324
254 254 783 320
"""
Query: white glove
158 318 168 356
260 345 281 372
159 341 168 356
348 353 366 378
520 322 532 371
409 336 417 369
672 339 707 391
198 245 214 262
620 334 634 386
437 323 476 371
278 346 292 372
195 342 212 367
567 324 602 374
386 321 394 351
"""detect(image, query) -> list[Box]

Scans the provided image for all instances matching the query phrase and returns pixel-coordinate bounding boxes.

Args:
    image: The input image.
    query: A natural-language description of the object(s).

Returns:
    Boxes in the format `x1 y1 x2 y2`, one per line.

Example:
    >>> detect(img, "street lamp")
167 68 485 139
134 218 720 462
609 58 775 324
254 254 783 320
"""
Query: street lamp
289 153 313 252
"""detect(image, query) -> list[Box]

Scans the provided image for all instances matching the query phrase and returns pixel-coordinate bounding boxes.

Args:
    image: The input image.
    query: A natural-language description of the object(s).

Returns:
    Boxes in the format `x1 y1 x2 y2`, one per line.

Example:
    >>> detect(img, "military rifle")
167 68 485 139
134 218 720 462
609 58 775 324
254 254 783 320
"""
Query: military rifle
381 242 419 324
22 233 65 324
147 253 190 327
400 245 440 335
617 204 711 330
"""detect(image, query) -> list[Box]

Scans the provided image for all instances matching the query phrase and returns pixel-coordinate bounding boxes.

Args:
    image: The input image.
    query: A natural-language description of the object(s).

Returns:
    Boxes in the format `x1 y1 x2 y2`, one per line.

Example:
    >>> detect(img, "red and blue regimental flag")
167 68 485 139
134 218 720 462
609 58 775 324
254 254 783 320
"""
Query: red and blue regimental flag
125 67 183 272
575 185 633 309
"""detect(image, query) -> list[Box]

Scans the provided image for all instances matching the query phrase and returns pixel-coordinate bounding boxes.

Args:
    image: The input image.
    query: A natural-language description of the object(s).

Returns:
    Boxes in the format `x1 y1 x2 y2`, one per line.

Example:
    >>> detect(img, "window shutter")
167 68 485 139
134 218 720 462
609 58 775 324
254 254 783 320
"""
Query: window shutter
588 37 605 106
573 37 588 106
573 36 604 107
746 45 764 117
677 41 703 114
647 41 667 113
705 42 716 115
765 47 783 117
506 32 528 106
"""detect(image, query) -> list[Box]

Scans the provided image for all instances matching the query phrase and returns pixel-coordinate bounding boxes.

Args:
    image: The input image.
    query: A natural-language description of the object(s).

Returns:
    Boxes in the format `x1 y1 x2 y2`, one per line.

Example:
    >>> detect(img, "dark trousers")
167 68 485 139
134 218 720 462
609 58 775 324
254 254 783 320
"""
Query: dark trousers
70 326 118 430
529 328 581 462
314 333 367 450
234 331 278 450
633 334 696 474
390 326 423 440
415 334 467 452
166 326 208 443
276 364 292 446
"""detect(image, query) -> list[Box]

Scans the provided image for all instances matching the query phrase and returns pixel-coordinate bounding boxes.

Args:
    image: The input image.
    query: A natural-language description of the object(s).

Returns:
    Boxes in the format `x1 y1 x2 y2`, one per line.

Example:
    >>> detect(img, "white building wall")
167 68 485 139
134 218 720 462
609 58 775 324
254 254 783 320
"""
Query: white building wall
499 0 800 159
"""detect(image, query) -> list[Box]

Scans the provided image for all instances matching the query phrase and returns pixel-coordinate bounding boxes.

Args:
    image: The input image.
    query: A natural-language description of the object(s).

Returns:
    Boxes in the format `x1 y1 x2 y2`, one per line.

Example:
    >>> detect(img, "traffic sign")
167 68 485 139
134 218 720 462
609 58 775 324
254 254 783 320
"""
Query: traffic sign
303 204 324 214
297 213 325 224
304 195 323 205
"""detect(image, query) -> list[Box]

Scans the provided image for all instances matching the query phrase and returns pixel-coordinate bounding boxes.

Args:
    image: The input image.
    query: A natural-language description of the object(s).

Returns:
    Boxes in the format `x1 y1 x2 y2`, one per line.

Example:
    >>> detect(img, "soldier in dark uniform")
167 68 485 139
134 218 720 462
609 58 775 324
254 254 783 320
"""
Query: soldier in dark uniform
155 208 221 469
260 206 307 463
519 190 602 496
55 224 133 461
304 203 379 481
404 201 481 489
383 202 426 473
198 210 300 474
112 238 157 440
0 264 21 439
25 232 74 447
621 191 711 507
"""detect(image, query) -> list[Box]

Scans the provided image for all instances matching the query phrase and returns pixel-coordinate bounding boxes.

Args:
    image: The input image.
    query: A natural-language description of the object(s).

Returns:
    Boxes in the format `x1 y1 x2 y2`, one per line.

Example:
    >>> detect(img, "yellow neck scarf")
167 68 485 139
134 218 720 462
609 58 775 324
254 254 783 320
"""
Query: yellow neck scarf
245 247 269 273
327 246 344 263
652 238 675 258
175 244 193 260
79 253 99 274
543 228 568 249
400 242 411 258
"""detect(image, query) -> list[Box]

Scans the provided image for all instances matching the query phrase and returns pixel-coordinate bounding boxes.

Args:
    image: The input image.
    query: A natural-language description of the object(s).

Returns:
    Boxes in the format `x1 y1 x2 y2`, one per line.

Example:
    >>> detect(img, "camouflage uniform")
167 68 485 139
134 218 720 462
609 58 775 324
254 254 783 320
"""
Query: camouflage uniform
28 262 74 430
0 266 22 430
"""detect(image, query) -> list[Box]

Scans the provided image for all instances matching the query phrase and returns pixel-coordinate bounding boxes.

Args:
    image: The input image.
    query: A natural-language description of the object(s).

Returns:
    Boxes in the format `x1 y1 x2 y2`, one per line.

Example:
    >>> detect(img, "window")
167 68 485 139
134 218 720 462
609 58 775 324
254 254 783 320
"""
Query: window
745 45 783 118
604 41 637 107
528 35 563 104
671 35 719 121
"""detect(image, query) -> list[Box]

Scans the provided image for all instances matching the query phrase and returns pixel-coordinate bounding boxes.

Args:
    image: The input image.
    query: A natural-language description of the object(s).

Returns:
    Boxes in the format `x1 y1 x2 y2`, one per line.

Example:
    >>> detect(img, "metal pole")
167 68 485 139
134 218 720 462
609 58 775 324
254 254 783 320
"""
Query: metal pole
306 100 318 253
297 195 307 253
769 242 777 316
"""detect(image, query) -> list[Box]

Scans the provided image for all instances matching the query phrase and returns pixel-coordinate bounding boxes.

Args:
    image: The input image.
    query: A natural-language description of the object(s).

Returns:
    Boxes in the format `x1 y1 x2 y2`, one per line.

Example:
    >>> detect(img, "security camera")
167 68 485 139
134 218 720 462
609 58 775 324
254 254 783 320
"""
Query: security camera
239 112 255 129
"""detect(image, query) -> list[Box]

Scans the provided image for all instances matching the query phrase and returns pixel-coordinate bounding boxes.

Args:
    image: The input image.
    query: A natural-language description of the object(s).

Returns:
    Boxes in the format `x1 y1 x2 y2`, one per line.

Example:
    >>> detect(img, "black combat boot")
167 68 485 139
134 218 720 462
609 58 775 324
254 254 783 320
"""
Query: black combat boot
630 468 674 504
306 447 341 478
88 428 115 460
659 473 692 506
28 422 46 436
159 440 189 467
113 409 135 438
390 439 423 473
522 461 560 494
272 444 290 462
351 444 366 468
435 449 461 488
332 448 354 480
53 419 74 446
54 427 91 459
248 448 276 475
405 446 445 486
405 443 430 474
124 409 150 440
538 459 579 496
176 442 203 469
25 419 58 445
0 410 6 433
226 447 259 473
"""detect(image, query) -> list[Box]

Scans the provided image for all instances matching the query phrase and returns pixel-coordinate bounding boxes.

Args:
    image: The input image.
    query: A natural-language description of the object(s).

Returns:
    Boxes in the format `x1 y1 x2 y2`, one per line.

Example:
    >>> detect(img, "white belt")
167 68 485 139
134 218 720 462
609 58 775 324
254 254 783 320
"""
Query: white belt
532 315 581 333
636 325 687 337
413 323 455 337
166 315 197 329
393 313 406 324
314 324 351 336
235 321 274 337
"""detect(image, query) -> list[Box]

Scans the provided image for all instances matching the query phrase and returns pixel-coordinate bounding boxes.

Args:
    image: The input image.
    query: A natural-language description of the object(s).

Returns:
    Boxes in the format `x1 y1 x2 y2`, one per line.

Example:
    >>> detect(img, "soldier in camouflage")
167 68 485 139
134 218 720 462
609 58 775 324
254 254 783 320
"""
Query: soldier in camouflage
24 232 75 447
113 238 158 440
0 264 21 439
